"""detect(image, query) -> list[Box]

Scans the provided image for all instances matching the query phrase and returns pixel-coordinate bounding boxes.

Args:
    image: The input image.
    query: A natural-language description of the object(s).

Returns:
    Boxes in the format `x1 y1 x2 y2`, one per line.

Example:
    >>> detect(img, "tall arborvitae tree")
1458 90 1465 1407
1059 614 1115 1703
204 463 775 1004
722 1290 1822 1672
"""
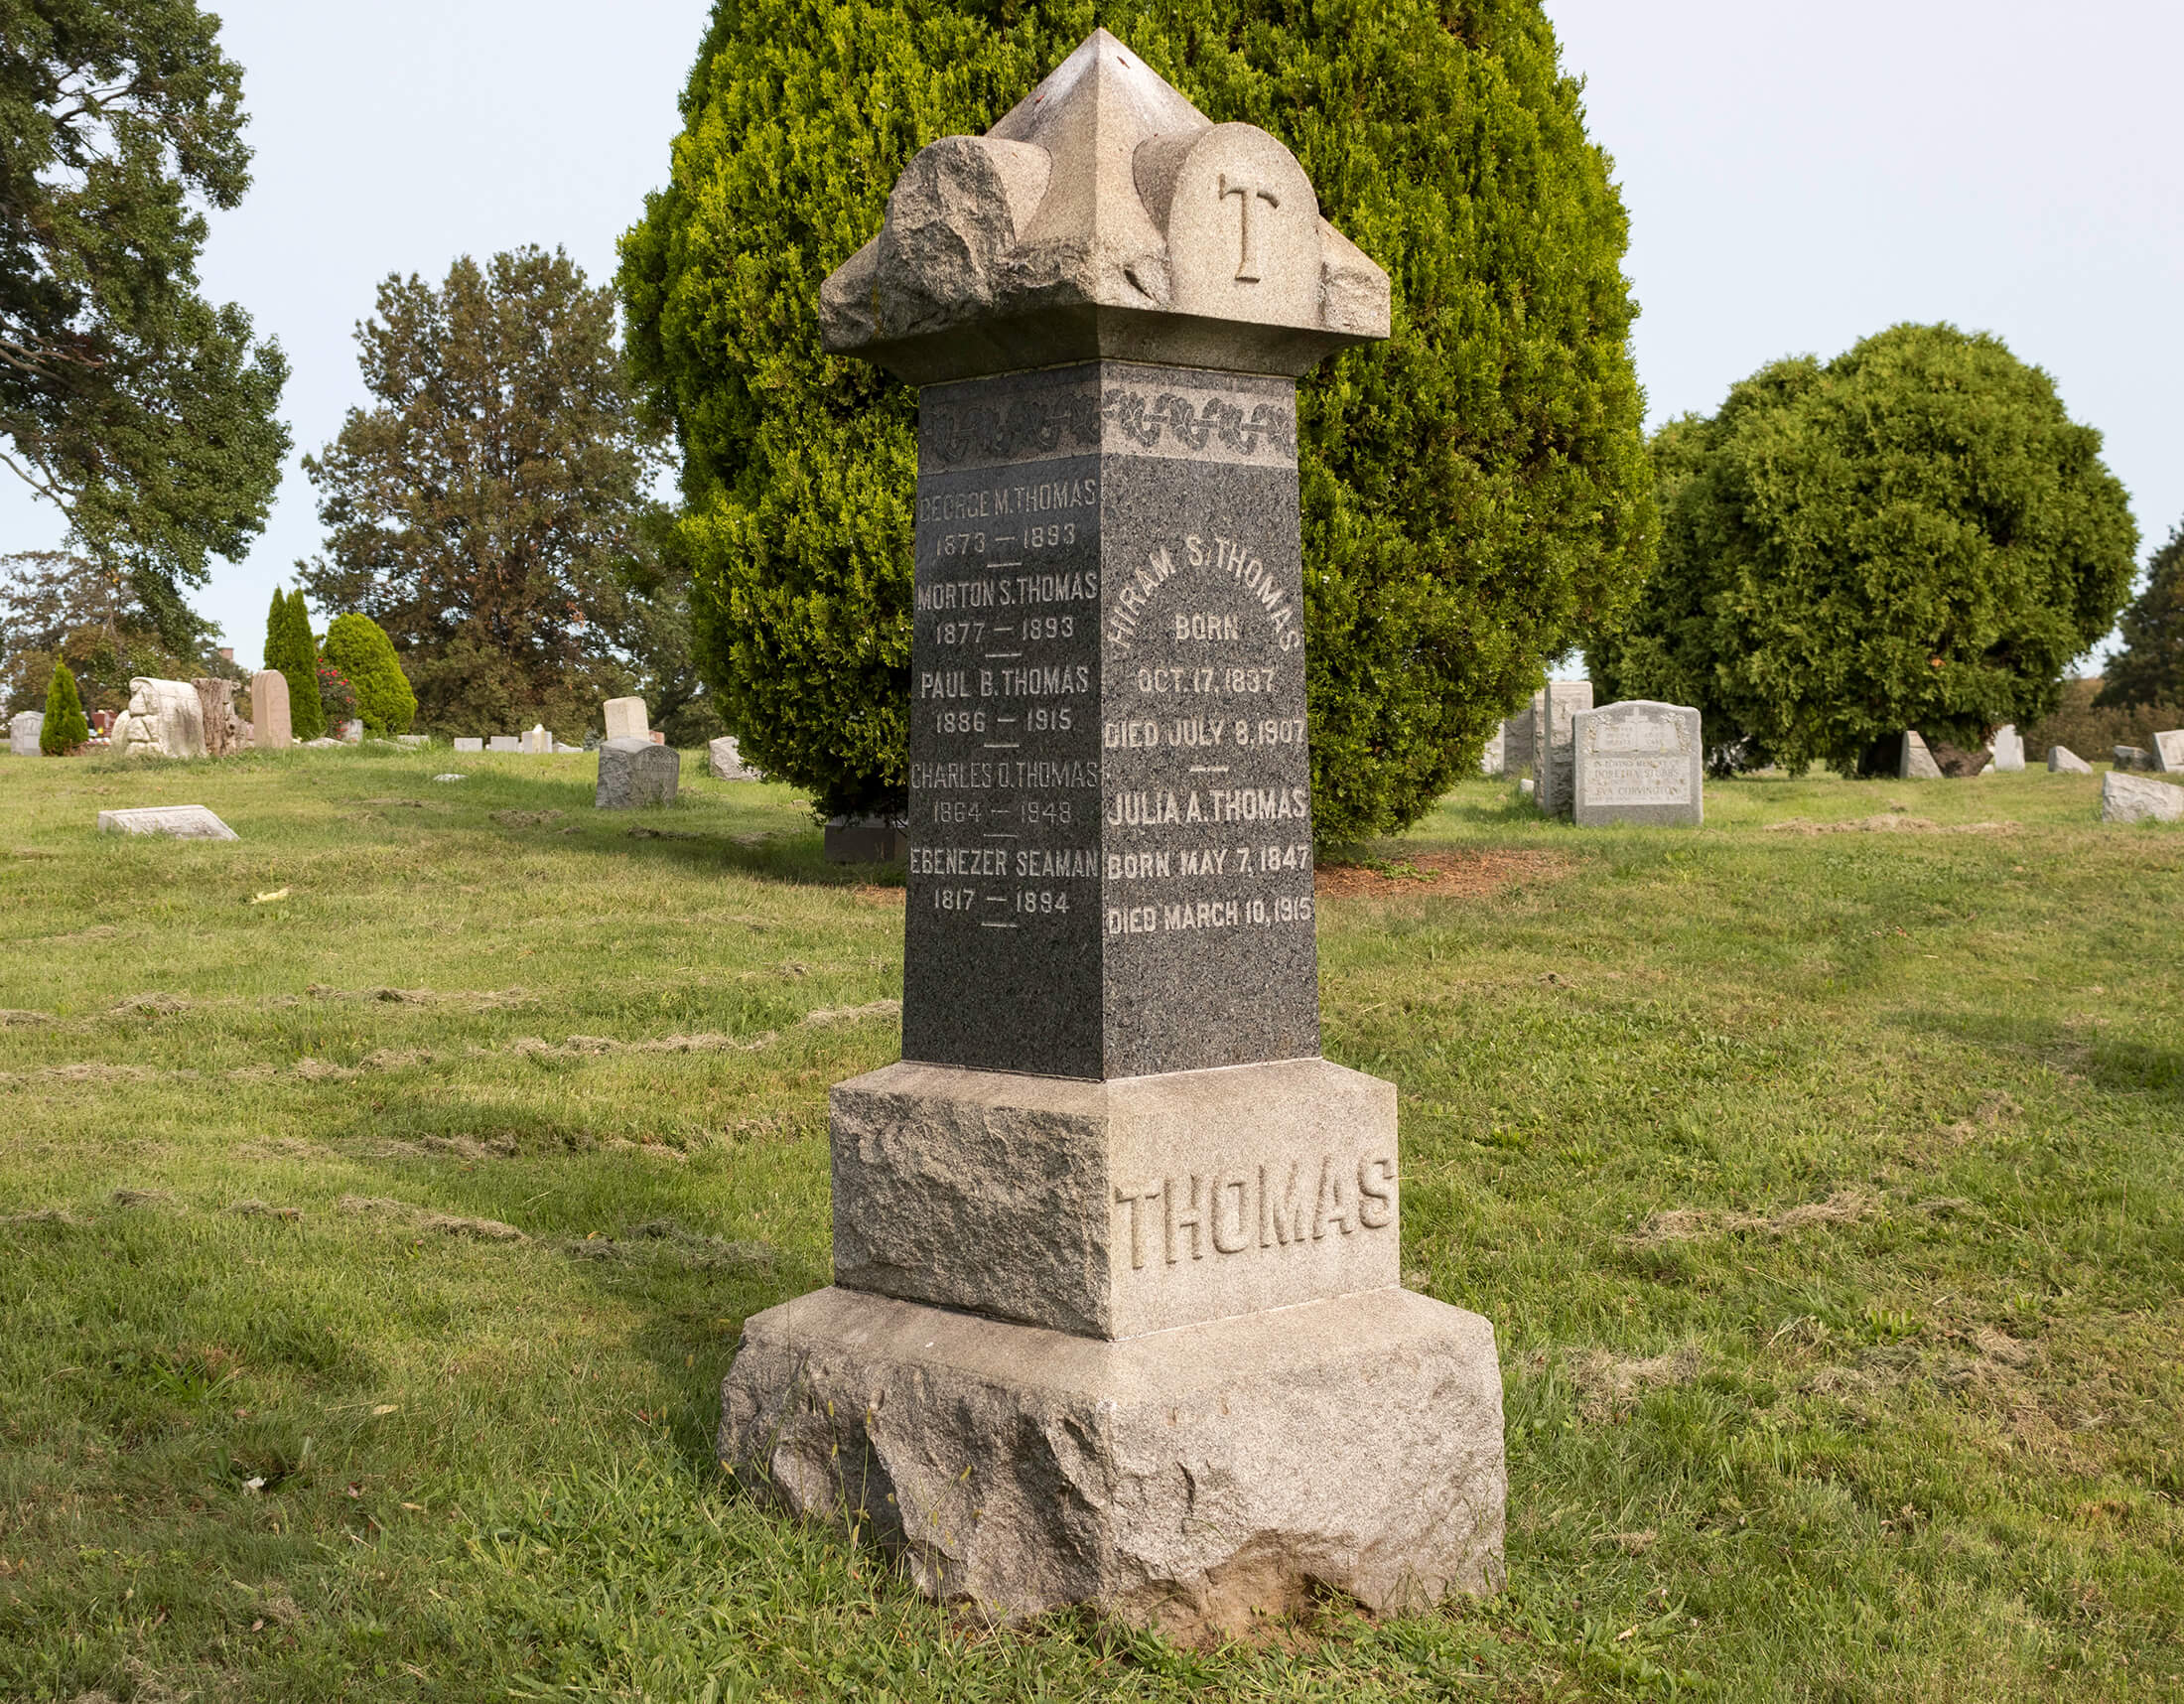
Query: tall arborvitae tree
264 586 324 740
2095 524 2184 709
1591 325 2137 774
619 0 1653 836
1 0 290 647
39 657 88 753
298 247 683 738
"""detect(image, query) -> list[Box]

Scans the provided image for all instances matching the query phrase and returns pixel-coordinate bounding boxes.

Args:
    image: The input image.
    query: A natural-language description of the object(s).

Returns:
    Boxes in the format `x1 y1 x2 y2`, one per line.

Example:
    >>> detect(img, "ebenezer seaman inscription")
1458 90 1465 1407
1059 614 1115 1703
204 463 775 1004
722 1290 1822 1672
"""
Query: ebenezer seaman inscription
721 30 1505 1639
904 362 1317 1078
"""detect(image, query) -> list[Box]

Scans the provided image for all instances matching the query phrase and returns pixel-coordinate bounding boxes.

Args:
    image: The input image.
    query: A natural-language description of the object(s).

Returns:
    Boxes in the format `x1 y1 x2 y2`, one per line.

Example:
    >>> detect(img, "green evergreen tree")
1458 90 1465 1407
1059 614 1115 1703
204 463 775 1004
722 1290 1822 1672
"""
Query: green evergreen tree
39 658 89 754
322 613 416 735
1590 324 2138 774
2095 524 2184 709
264 587 325 740
619 0 1653 838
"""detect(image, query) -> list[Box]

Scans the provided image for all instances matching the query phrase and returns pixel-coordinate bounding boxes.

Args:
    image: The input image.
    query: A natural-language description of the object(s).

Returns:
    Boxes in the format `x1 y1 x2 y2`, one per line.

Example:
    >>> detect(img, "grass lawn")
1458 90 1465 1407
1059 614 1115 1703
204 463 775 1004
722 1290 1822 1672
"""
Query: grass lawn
0 746 2178 1701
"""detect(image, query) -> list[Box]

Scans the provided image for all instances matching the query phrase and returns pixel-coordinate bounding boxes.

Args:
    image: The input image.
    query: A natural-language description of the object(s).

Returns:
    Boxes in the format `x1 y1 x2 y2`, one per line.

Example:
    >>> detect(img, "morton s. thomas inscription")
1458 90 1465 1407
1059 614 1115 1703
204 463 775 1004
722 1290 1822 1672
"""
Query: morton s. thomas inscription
903 360 1317 1079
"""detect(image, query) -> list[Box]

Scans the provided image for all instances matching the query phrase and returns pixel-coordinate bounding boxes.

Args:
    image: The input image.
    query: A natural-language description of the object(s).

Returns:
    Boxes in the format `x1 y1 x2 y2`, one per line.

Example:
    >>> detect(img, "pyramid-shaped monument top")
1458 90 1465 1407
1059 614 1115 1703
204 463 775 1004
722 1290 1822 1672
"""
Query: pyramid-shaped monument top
821 29 1390 384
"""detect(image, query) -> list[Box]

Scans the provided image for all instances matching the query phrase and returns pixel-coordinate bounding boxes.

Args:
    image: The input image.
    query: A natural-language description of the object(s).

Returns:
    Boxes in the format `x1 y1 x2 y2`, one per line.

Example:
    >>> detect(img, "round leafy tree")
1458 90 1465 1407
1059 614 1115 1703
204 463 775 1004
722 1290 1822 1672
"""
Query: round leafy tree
620 0 1652 836
1590 324 2138 773
2095 522 2184 710
321 613 416 735
263 587 325 741
40 659 89 754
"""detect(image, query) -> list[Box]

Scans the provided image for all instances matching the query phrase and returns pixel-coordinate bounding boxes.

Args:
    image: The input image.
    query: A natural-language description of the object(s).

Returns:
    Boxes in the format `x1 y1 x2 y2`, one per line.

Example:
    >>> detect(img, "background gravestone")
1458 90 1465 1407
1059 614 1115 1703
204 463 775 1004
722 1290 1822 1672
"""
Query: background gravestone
717 31 1505 1641
1989 724 2025 772
97 805 237 840
2049 744 2093 774
110 678 206 759
2101 771 2184 823
2154 730 2184 773
603 696 647 741
487 735 519 753
1899 730 1944 779
10 711 43 756
1529 679 1593 816
1571 701 1703 826
1479 722 1506 778
248 670 291 749
595 736 678 808
708 735 757 781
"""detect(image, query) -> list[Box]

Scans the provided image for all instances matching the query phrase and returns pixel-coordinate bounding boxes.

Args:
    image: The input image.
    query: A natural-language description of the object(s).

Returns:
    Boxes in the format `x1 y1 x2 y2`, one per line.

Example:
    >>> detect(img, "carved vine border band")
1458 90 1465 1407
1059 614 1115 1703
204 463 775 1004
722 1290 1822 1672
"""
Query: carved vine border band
923 384 1298 471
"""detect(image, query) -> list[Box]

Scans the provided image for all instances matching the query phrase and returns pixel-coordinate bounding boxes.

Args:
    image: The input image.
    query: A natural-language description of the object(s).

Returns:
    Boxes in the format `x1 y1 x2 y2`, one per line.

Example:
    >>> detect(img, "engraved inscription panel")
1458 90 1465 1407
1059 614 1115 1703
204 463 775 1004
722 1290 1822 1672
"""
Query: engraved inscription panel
904 361 1319 1079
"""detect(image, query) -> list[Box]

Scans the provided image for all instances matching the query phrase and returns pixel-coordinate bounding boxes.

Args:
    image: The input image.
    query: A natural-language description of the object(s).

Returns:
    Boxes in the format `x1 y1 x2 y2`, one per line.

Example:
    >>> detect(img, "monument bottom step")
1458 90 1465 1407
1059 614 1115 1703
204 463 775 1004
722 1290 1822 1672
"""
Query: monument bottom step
719 1284 1505 1641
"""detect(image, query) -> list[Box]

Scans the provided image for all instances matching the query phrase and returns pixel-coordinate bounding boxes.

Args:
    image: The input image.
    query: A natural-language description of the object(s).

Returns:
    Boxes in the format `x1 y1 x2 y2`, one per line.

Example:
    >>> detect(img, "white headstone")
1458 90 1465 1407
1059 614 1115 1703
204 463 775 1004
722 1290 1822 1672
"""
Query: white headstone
2047 745 2093 774
1988 725 2024 772
453 737 483 753
247 670 291 749
487 735 520 753
603 696 648 742
97 804 238 840
1571 701 1703 826
2153 730 2184 773
2101 771 2184 824
110 678 206 759
10 710 44 755
339 718 363 744
522 723 552 754
1478 723 1505 779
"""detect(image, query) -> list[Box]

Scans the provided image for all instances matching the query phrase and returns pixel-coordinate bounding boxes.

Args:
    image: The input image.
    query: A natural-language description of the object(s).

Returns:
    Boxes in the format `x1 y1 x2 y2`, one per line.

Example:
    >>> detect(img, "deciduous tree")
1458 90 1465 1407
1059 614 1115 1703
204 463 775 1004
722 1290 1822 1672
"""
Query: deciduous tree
299 247 694 739
1590 324 2137 774
1 0 290 646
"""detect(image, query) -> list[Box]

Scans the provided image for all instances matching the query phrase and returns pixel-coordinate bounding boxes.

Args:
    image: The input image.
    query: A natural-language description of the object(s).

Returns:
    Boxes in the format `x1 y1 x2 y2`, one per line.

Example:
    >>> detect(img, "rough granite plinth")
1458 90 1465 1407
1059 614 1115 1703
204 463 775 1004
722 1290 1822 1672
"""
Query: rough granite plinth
832 1058 1396 1340
2101 771 2183 823
720 1285 1504 1640
596 736 679 808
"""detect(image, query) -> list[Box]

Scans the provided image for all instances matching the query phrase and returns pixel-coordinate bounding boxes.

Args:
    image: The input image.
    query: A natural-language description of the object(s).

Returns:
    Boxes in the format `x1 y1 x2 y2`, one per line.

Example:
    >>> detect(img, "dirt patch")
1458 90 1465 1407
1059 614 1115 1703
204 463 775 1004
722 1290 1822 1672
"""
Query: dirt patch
852 885 906 907
562 1218 775 1272
307 984 532 1009
337 1195 526 1242
1766 815 2017 836
1314 849 1572 901
1629 1188 1875 1246
1560 1345 1704 1421
109 993 194 1016
505 998 900 1062
0 1010 52 1026
361 798 427 808
491 809 565 827
37 923 120 944
2 1207 84 1227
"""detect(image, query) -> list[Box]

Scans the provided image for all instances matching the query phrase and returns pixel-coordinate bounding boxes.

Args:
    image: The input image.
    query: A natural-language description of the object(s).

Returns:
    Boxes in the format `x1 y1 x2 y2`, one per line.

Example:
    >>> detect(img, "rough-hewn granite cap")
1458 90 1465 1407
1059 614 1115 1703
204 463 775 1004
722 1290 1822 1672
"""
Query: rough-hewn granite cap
821 29 1391 384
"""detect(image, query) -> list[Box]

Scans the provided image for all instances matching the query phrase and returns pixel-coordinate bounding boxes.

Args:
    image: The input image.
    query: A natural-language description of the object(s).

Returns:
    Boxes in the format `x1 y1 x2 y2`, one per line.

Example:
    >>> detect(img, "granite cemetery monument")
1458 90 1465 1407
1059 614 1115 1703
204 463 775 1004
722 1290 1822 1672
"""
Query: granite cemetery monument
1571 700 1703 827
717 32 1505 1638
1529 679 1593 816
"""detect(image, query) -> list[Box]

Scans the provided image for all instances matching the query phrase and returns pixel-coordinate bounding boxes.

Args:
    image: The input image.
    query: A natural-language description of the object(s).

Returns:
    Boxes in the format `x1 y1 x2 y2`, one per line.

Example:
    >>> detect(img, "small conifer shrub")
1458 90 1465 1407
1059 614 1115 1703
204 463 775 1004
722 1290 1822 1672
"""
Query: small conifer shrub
321 613 416 735
40 659 90 754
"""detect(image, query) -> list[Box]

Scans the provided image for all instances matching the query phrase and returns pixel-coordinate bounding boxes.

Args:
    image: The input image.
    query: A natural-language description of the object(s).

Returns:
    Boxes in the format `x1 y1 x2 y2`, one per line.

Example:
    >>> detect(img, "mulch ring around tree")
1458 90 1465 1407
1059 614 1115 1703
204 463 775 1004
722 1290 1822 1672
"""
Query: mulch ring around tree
1313 848 1573 901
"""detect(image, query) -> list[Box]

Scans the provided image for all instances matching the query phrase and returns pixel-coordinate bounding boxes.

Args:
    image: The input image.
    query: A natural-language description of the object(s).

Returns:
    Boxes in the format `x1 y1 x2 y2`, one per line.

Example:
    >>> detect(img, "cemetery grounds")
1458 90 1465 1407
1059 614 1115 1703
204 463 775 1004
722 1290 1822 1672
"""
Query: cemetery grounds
0 749 2178 1702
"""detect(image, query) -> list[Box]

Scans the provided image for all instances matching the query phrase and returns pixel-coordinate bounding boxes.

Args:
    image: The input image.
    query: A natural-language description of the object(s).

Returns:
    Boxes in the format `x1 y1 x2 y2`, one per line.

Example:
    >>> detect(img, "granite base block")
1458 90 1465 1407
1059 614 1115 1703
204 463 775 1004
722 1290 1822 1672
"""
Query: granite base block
719 1285 1505 1639
832 1058 1398 1340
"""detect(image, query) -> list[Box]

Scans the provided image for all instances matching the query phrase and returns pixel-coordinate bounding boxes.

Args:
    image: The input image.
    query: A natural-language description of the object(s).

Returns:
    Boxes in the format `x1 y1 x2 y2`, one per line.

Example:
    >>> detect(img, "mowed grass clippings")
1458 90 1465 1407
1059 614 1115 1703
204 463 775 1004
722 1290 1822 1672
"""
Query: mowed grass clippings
0 745 2178 1701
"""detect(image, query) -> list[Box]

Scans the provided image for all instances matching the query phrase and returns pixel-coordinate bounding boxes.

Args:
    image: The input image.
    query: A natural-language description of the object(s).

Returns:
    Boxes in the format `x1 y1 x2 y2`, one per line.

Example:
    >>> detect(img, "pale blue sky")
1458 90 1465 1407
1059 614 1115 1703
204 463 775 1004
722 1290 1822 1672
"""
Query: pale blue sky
4 0 2176 670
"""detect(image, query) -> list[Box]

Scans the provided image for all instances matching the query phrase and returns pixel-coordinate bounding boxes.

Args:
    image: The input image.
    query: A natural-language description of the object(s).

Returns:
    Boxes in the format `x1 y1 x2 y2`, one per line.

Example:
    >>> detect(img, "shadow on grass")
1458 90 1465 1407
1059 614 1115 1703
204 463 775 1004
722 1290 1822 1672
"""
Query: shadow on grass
1898 1008 2184 1105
